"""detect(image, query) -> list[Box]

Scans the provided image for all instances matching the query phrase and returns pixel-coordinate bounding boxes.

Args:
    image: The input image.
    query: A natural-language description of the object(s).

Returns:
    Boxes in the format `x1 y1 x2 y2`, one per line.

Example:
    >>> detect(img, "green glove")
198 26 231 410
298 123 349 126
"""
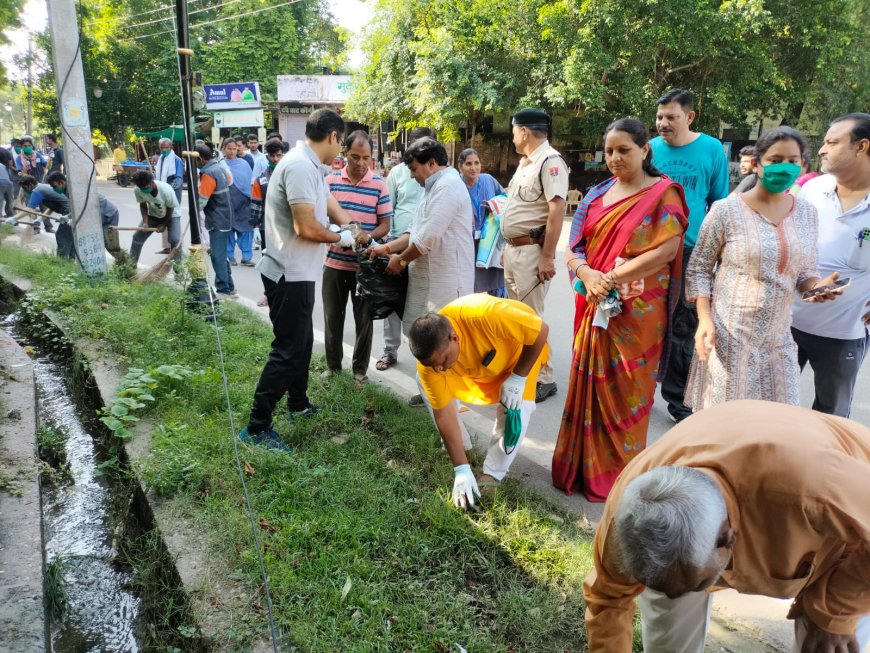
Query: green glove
504 408 523 454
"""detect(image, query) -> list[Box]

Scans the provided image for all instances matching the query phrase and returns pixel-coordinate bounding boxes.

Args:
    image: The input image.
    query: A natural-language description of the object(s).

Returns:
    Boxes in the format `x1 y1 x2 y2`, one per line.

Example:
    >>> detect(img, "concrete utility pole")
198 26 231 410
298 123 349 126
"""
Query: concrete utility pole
25 35 32 135
46 0 107 276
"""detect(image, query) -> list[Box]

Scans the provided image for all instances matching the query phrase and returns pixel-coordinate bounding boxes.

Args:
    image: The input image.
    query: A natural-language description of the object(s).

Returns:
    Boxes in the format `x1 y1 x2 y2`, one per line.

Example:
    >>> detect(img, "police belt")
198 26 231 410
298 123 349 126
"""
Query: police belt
505 233 544 247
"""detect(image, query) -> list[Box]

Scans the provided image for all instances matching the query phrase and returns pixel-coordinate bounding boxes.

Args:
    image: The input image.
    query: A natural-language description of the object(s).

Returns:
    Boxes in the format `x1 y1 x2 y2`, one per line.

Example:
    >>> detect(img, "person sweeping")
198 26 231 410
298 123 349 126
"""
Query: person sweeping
408 294 549 509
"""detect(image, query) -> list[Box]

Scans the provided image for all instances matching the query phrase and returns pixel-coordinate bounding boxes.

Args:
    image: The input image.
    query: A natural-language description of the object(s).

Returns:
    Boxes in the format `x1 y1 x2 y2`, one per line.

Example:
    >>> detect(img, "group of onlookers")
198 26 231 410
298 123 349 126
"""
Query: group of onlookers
1 133 65 229
227 102 869 516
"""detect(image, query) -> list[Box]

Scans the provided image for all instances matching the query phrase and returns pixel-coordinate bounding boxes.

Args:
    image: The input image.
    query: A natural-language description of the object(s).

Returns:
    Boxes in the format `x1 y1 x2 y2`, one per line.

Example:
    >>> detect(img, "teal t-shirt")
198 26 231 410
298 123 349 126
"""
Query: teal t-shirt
650 133 729 247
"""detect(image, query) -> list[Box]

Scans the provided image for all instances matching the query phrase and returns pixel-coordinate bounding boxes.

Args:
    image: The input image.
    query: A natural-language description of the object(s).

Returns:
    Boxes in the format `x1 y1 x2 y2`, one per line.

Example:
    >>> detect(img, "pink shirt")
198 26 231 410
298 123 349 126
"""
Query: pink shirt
325 168 393 272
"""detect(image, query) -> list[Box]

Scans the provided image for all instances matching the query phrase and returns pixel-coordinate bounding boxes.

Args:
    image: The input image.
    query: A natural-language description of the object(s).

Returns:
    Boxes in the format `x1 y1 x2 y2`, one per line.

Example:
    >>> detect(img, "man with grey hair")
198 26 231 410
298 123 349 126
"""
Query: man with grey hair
584 400 870 653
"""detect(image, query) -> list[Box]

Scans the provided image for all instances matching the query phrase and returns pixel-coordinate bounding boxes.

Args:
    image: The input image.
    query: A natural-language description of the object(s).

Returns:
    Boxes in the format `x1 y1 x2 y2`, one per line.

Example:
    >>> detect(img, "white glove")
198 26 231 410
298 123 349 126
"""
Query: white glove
499 373 526 410
57 215 70 225
336 229 355 249
452 464 480 510
4 217 17 226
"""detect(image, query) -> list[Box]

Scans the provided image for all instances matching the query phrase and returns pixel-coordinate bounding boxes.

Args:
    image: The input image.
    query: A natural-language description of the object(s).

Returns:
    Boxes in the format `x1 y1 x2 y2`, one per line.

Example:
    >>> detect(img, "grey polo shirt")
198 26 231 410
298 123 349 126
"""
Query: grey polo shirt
257 141 331 283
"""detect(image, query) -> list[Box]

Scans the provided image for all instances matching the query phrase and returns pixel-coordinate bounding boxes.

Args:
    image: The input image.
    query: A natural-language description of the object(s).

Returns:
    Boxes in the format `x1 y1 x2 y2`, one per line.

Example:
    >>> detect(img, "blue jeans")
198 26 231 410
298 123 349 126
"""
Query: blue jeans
208 229 234 293
227 229 254 262
130 214 181 264
792 327 869 418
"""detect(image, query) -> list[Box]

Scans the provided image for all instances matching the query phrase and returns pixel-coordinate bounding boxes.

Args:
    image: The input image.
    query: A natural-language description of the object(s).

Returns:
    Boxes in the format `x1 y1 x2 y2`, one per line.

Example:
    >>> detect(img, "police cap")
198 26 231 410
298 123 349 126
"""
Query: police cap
511 108 551 131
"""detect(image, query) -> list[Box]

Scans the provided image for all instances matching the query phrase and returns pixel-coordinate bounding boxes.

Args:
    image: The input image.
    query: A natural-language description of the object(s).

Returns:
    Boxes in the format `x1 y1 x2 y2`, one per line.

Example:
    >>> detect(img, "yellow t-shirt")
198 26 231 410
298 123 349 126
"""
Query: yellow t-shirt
113 147 127 165
417 294 549 410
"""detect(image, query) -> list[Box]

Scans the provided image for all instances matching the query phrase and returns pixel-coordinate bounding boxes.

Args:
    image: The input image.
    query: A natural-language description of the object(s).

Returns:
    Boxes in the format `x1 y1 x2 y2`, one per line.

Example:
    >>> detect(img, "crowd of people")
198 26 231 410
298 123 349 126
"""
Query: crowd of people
231 103 868 651
3 98 869 652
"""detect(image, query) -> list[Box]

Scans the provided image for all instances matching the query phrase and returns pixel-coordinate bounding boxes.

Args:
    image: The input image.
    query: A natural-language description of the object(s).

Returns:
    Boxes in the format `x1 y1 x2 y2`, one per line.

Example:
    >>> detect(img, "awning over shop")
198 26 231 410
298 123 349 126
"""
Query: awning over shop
133 126 203 142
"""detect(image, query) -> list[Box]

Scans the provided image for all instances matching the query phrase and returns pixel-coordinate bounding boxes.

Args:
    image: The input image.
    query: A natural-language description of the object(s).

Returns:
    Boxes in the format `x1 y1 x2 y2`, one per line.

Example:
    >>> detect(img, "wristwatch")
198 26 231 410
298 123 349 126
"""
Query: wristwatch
398 258 408 268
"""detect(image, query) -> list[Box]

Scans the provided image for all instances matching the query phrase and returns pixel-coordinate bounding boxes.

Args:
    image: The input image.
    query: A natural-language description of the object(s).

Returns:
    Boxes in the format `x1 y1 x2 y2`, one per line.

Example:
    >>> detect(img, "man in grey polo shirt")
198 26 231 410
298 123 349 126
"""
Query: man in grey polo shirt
791 113 870 417
240 109 356 451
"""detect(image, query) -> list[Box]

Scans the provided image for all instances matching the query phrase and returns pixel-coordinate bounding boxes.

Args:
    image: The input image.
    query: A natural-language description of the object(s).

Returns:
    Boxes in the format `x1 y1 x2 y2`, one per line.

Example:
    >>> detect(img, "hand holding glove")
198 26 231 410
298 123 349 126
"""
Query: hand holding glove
499 373 526 410
452 464 480 510
336 229 355 249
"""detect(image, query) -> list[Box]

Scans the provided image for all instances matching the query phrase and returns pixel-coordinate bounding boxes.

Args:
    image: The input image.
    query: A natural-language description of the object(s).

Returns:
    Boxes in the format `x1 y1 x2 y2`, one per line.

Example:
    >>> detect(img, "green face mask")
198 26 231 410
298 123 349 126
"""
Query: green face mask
758 161 801 194
13 146 21 153
161 151 171 158
22 146 33 155
53 186 65 194
267 161 277 170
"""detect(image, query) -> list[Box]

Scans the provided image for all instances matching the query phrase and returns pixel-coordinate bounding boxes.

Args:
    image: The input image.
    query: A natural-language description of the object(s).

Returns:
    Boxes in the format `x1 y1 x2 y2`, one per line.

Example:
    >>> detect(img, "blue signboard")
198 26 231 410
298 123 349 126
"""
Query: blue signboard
204 82 261 110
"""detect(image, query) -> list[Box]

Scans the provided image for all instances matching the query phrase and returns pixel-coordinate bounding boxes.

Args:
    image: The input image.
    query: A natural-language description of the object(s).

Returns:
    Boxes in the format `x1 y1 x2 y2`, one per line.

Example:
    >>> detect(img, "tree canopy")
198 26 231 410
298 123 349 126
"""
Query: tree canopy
26 0 346 140
346 0 870 140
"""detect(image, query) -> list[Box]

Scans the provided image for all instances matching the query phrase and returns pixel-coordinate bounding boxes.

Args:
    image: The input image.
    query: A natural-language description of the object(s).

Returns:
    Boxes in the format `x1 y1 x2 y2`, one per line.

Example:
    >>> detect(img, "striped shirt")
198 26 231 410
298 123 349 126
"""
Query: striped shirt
325 168 393 271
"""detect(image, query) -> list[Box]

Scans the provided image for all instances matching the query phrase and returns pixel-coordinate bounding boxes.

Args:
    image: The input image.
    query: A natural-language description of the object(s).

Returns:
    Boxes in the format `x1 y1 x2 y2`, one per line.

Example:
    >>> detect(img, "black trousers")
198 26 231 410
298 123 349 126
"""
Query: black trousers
793 327 869 418
661 246 698 422
247 276 315 433
322 266 374 376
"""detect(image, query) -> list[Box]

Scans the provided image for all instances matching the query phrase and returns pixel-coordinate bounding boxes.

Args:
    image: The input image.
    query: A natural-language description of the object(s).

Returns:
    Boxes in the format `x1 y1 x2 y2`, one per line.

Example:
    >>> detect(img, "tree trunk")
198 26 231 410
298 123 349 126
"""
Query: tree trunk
779 102 804 127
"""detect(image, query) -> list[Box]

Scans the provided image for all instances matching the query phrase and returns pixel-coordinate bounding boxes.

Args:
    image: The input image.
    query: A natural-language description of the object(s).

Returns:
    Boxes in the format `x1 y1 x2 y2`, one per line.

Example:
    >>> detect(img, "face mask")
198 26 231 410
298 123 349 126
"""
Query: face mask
13 146 21 153
161 151 171 158
267 161 276 170
22 147 33 155
758 161 801 194
53 186 65 194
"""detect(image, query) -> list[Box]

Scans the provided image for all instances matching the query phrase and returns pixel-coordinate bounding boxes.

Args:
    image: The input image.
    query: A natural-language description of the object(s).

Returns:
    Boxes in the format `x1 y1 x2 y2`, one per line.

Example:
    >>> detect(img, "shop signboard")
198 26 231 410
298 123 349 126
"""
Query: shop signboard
204 82 261 110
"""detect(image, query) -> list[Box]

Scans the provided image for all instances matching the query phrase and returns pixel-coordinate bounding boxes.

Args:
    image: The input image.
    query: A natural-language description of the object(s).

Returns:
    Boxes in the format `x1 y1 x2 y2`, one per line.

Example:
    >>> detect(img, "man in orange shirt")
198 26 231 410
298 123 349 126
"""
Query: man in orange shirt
584 400 870 653
409 294 549 509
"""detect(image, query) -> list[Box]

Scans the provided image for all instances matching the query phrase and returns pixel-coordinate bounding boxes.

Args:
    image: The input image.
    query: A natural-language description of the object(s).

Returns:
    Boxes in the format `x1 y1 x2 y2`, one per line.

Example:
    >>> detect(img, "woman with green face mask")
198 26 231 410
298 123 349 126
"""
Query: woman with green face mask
14 137 46 182
682 126 843 411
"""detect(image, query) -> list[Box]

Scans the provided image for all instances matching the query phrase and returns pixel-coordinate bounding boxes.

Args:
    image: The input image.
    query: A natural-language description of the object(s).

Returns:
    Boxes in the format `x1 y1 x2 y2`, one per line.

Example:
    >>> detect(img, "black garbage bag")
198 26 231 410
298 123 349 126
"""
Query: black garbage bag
356 254 408 320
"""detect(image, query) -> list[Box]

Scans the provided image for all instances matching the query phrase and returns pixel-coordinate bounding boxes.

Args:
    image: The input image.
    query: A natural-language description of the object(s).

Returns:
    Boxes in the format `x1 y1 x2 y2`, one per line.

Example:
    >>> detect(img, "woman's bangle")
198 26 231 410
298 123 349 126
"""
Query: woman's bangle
609 269 618 284
573 259 588 273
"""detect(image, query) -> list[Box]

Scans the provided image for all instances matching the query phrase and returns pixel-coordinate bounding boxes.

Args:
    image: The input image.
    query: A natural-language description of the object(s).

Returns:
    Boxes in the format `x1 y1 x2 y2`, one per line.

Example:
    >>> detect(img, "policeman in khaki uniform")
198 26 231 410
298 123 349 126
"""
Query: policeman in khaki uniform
501 108 568 402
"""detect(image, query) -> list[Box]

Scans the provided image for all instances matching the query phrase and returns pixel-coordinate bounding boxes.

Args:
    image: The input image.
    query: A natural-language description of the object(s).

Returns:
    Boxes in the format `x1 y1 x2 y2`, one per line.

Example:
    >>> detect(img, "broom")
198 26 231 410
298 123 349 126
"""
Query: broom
9 206 56 245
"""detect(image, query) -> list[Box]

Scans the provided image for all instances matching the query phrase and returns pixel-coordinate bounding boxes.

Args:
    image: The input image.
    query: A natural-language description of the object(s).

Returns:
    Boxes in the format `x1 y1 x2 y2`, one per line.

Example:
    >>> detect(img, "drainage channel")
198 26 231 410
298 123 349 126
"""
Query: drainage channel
2 303 201 652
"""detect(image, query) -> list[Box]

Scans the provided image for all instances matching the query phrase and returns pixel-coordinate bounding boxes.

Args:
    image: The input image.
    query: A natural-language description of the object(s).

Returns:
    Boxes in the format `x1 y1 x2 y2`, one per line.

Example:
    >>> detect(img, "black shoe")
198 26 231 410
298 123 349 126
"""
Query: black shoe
535 382 558 403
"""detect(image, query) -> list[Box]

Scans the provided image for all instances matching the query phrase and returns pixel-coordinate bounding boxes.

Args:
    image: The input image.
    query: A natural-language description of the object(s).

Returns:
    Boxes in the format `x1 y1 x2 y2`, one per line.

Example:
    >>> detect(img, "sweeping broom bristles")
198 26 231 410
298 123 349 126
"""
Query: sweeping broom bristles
134 220 191 283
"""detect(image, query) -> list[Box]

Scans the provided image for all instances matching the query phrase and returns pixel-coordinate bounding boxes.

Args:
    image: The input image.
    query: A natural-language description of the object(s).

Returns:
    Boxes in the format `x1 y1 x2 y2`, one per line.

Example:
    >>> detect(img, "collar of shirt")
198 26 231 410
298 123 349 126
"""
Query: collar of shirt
340 165 374 185
297 141 332 178
424 166 453 191
813 174 870 217
521 140 552 167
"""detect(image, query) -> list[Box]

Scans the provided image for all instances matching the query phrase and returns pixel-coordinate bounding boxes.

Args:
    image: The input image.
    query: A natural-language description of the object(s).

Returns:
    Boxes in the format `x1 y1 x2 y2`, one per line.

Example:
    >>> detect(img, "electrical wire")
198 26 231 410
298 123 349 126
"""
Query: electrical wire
115 0 265 35
119 0 307 42
83 0 206 26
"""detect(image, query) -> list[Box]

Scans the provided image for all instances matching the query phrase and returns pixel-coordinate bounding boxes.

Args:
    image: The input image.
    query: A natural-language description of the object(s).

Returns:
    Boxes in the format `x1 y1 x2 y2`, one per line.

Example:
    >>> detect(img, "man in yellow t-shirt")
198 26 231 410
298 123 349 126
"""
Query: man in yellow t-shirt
112 143 127 174
409 294 549 509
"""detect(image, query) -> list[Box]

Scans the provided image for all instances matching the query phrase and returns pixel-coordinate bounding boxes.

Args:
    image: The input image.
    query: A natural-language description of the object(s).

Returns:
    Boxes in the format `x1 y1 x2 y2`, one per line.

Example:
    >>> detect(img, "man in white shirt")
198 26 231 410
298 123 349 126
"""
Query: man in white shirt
791 113 870 417
247 133 269 179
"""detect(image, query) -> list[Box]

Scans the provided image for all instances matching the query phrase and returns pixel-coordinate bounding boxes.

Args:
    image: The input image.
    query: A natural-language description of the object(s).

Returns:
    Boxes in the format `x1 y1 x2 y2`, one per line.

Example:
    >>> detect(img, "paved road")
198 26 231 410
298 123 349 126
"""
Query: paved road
52 179 870 650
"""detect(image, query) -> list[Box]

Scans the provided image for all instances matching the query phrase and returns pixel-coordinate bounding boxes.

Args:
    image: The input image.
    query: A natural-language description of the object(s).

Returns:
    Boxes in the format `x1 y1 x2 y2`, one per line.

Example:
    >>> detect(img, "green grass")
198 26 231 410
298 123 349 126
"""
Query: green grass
0 248 639 652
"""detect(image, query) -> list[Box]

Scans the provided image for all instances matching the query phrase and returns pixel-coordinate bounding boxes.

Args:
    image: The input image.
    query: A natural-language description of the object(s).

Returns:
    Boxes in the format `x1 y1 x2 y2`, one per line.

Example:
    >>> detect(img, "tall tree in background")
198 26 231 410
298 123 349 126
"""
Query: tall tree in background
349 0 869 140
27 0 345 139
0 0 25 85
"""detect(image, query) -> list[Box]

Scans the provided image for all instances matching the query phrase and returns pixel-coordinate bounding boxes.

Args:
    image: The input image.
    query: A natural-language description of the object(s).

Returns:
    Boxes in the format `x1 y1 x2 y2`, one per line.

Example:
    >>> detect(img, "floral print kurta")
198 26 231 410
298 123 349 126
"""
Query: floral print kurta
685 195 819 409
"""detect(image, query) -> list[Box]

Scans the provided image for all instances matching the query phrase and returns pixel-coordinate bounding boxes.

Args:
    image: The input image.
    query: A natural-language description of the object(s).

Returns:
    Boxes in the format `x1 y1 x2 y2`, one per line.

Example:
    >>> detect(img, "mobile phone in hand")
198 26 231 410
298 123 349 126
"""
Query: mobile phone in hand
801 277 851 300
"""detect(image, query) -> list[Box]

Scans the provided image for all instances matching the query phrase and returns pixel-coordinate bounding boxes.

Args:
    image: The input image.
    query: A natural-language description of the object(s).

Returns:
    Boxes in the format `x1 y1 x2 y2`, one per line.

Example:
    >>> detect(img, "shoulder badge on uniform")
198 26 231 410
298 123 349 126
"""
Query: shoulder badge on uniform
548 167 560 177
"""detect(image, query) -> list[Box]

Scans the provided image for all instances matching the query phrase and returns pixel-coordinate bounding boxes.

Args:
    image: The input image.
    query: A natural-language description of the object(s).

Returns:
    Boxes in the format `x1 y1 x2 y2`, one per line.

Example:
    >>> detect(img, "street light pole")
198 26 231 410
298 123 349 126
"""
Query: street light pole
46 0 107 275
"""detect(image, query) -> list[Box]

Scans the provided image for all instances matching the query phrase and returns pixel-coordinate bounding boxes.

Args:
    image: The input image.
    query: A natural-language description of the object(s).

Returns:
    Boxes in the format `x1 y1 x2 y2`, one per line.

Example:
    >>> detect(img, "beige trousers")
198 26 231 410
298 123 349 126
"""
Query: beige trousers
639 588 870 653
502 244 554 384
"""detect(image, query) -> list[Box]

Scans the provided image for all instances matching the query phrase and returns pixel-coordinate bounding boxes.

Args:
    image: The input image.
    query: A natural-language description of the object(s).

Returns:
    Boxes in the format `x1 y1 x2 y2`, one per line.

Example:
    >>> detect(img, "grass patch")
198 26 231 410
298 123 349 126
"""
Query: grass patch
0 248 637 652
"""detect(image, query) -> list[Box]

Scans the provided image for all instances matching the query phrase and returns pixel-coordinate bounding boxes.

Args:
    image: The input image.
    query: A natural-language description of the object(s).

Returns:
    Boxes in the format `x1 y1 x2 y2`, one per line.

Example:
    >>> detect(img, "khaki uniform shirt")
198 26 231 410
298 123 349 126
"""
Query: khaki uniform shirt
501 140 568 239
584 400 870 652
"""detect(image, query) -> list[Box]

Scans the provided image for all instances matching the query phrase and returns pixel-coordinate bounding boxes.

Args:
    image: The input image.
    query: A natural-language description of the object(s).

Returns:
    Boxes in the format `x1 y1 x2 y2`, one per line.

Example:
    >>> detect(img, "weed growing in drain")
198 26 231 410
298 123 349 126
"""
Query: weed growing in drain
37 425 72 485
118 530 204 651
0 247 639 651
44 556 67 619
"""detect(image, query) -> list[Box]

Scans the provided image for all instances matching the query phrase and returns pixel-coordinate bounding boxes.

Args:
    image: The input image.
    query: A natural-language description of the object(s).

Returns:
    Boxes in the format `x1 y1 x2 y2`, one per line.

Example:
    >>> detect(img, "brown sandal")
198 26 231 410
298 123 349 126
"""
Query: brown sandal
375 355 396 371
